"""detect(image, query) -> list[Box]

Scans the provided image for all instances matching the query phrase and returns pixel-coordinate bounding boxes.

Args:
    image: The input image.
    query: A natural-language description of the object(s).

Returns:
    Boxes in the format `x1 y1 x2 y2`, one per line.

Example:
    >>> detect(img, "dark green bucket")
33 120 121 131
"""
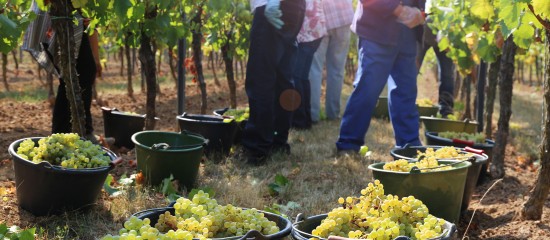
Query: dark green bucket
417 105 439 117
368 160 471 223
420 116 478 133
372 96 389 120
131 131 207 189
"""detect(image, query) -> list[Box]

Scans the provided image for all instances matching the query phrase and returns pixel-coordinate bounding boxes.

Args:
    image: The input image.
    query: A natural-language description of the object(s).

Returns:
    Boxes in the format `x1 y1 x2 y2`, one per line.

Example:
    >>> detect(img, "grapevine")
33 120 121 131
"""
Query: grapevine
311 180 446 240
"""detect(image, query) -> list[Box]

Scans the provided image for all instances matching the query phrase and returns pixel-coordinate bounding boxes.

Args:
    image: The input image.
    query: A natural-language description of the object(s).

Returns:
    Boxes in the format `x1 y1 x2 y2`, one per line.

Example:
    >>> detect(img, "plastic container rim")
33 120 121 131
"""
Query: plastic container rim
390 145 489 165
425 132 495 147
176 114 233 125
8 137 117 172
420 116 478 124
131 130 206 152
368 160 472 175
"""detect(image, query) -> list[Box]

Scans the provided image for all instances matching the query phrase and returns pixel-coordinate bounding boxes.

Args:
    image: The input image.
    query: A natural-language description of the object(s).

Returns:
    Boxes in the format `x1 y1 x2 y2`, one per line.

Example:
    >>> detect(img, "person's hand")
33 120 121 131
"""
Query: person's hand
396 6 425 28
264 0 284 29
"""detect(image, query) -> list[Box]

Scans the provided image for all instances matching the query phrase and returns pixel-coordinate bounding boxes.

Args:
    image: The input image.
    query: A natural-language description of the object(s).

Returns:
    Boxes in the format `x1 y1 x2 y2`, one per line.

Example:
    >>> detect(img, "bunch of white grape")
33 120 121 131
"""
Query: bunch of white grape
16 133 110 169
438 131 486 144
416 99 434 107
384 147 470 173
101 191 279 240
223 108 249 122
311 180 446 240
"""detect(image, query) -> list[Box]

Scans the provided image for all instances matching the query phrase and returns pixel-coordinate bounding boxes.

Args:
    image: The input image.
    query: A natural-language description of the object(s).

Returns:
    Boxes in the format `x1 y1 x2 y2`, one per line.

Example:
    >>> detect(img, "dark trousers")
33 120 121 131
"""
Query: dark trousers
242 5 304 156
52 34 96 135
292 38 322 129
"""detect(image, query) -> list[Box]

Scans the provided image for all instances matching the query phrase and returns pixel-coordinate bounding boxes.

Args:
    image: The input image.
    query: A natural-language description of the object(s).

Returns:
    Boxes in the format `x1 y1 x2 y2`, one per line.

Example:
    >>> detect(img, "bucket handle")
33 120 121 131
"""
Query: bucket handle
150 131 209 150
295 213 306 222
452 138 475 147
238 230 269 240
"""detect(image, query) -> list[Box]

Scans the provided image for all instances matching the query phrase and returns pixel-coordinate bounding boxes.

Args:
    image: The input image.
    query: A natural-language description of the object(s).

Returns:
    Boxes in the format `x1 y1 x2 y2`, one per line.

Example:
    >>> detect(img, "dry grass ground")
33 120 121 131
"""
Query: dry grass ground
0 50 548 239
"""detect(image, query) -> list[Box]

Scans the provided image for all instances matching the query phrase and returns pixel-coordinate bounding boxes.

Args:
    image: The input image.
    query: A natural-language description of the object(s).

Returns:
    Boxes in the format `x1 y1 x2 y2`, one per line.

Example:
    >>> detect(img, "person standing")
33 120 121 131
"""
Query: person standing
308 0 354 123
292 0 327 129
417 15 455 117
336 0 425 153
242 0 305 164
22 1 101 143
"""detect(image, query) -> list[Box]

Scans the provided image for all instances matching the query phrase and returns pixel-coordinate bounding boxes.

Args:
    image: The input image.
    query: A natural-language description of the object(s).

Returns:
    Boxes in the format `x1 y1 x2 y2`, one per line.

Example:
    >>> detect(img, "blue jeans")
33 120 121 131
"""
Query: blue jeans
417 41 455 116
242 6 302 156
309 25 351 122
292 38 322 129
336 25 421 151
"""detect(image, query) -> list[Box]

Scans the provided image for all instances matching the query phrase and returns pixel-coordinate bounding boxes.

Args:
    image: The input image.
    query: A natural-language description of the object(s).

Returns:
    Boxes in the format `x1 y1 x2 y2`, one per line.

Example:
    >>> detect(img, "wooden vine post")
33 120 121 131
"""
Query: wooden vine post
50 0 86 136
139 2 158 130
521 10 550 220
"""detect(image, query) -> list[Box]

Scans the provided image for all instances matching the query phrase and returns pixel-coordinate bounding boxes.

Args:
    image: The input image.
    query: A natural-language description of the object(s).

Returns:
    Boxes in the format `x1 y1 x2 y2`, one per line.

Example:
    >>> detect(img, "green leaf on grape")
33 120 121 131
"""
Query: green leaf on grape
71 0 88 9
471 0 495 20
114 0 132 19
513 23 535 49
533 0 550 18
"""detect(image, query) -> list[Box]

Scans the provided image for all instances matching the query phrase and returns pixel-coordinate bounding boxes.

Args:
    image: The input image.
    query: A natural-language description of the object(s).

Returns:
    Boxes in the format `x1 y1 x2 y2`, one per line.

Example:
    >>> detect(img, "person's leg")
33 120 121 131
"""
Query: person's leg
76 34 97 135
324 26 351 120
336 38 395 151
434 45 455 117
308 36 328 122
292 39 322 129
242 6 285 158
388 26 421 148
52 78 71 134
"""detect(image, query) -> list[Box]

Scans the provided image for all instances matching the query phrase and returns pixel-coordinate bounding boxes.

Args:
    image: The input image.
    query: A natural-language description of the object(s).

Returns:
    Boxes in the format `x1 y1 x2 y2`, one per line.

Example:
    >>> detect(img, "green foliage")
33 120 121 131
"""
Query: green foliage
0 0 35 53
0 224 36 240
532 0 550 18
188 187 215 199
268 174 290 196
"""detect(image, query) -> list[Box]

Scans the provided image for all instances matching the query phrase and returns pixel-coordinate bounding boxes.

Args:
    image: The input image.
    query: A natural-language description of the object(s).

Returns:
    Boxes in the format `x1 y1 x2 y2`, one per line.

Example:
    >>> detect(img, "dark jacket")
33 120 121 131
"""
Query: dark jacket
351 0 425 46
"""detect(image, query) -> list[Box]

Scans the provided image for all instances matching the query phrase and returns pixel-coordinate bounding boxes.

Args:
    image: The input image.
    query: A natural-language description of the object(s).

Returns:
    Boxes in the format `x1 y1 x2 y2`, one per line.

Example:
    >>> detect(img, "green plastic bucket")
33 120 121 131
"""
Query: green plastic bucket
131 131 207 189
417 105 439 117
390 145 488 213
368 160 471 223
291 214 456 240
420 116 478 133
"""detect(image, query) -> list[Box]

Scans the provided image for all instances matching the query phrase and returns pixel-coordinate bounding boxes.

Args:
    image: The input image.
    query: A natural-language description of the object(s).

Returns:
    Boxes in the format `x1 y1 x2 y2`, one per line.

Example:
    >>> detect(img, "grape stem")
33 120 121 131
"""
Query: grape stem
528 4 550 31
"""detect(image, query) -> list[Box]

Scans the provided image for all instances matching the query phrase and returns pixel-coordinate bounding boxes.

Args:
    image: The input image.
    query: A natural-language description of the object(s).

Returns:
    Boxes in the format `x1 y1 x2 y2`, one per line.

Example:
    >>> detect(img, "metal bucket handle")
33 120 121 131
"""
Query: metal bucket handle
151 131 209 150
239 230 269 240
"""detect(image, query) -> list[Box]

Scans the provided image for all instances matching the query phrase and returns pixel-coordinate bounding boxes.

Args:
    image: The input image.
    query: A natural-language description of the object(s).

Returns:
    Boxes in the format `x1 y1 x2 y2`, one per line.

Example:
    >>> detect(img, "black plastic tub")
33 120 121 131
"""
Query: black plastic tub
102 107 147 149
177 113 238 155
291 214 456 240
8 137 118 216
132 206 292 239
425 131 495 184
390 145 488 213
213 108 248 144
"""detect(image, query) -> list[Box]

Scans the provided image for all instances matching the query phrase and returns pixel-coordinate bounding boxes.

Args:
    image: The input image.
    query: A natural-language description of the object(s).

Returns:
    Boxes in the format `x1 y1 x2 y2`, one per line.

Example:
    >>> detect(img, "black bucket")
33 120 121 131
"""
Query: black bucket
291 214 456 240
132 206 292 239
177 113 238 155
390 145 488 213
425 132 494 184
213 108 248 144
8 137 118 216
102 107 147 149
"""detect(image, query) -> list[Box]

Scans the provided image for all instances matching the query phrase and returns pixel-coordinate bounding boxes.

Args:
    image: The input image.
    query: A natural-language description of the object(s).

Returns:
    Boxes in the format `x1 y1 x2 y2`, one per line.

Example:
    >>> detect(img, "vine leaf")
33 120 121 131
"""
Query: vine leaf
71 0 88 9
532 0 550 18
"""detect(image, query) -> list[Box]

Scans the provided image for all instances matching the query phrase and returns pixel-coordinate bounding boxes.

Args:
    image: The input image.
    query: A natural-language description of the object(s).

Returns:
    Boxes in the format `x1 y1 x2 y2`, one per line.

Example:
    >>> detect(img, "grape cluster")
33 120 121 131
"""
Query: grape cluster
101 191 279 240
223 108 249 122
384 147 471 173
311 180 446 240
438 131 486 144
416 99 434 107
16 133 110 169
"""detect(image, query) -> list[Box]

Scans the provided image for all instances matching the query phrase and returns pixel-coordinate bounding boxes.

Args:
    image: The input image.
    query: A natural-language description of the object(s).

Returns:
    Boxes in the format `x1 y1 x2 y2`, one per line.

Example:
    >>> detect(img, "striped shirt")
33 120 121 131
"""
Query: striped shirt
323 0 354 30
21 0 84 78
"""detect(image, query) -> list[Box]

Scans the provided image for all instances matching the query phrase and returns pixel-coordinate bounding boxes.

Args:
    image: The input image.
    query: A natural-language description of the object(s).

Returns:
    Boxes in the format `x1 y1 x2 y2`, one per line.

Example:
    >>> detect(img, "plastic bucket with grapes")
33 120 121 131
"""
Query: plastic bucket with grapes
102 107 160 149
390 145 488 214
177 113 238 155
213 108 248 144
130 206 292 239
420 116 478 133
8 137 119 216
291 214 456 240
368 159 472 223
131 131 207 189
425 132 494 184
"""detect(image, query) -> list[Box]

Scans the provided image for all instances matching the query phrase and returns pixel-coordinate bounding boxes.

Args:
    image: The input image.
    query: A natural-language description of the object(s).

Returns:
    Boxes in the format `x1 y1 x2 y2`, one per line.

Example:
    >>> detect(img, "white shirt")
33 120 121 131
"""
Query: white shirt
251 0 268 12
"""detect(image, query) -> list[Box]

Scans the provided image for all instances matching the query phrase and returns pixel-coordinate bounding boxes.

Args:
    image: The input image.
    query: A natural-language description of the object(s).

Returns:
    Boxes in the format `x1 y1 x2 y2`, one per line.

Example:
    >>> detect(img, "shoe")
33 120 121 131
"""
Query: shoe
238 148 267 166
270 143 291 155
